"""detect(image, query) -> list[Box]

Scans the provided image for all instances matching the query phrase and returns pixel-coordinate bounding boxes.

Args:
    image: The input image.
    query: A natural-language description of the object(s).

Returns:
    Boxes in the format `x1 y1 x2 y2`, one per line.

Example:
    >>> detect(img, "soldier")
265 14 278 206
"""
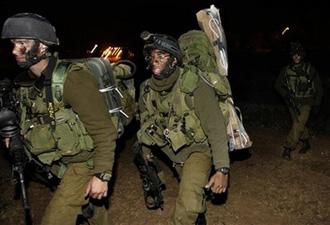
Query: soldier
136 31 230 225
1 13 116 225
275 42 323 160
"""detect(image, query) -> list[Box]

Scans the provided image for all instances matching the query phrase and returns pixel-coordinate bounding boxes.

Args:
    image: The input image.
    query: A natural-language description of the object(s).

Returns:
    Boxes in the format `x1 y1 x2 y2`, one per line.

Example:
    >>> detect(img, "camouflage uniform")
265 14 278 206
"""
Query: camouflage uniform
275 51 323 158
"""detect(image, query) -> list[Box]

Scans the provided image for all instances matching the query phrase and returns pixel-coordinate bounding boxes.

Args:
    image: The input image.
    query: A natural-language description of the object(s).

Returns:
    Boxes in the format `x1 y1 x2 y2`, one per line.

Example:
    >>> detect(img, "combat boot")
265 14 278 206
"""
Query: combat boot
195 213 207 225
299 139 311 154
282 147 292 160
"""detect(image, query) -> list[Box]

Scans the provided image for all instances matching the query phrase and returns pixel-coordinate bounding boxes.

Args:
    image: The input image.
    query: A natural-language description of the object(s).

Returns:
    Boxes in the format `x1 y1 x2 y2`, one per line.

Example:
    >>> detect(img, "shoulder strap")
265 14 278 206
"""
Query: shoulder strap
52 60 72 106
303 62 313 79
179 66 200 94
140 80 158 114
43 56 59 129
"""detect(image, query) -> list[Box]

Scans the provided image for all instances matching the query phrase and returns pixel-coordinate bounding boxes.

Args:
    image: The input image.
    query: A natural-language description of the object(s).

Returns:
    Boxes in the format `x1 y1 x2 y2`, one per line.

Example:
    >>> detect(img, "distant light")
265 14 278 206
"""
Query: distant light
281 27 290 35
115 49 123 58
90 44 98 54
101 46 124 62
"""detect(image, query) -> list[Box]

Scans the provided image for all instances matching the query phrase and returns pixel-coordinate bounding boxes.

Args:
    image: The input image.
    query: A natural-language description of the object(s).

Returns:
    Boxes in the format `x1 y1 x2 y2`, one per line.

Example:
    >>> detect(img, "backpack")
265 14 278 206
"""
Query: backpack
52 57 136 138
178 29 252 151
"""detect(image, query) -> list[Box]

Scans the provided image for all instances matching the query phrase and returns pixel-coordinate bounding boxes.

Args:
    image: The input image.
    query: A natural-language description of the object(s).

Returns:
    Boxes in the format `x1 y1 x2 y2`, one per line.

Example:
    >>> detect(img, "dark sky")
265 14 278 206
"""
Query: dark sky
1 1 329 74
1 0 329 53
0 0 329 103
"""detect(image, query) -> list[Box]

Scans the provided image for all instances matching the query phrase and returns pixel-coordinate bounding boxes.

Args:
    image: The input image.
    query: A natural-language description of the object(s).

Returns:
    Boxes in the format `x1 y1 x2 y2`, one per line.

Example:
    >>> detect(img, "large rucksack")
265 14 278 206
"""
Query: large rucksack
178 12 252 151
52 57 136 138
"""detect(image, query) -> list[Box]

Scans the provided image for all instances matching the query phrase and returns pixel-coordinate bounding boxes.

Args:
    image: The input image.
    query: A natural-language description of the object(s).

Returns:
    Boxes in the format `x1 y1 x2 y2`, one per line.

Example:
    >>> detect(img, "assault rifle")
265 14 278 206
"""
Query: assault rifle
0 79 56 225
285 89 301 118
282 74 301 118
133 142 165 210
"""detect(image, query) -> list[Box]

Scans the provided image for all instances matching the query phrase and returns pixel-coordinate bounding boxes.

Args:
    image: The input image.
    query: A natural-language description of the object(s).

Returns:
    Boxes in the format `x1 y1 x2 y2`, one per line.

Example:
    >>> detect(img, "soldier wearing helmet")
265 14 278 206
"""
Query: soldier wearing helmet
275 41 323 160
2 13 59 68
1 13 117 225
136 31 229 225
141 31 183 80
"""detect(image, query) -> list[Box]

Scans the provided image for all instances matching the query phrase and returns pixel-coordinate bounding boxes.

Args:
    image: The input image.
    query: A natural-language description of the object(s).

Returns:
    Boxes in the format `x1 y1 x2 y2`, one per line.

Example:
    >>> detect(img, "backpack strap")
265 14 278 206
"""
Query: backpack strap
141 80 160 115
52 60 72 106
43 56 59 129
179 66 199 94
302 62 313 79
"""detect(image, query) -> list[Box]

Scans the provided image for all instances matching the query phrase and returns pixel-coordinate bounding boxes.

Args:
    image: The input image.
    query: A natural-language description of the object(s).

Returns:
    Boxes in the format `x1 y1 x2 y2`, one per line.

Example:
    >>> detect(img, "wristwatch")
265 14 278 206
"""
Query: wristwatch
95 172 112 182
216 167 230 175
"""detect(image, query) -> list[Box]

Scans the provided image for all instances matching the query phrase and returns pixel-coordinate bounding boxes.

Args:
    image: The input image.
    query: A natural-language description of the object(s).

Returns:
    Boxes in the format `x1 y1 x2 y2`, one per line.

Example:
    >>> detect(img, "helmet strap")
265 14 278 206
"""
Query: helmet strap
151 56 177 80
18 40 49 68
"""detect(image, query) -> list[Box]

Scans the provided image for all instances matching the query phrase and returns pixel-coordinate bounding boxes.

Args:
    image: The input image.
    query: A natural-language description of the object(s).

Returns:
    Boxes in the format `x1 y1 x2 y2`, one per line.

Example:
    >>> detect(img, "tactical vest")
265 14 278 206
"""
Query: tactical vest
285 62 316 98
18 61 95 166
137 67 212 152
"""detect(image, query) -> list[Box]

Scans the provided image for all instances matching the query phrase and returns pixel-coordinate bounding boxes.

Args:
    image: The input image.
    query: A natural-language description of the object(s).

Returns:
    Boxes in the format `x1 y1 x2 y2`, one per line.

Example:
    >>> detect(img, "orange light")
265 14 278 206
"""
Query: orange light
101 46 125 62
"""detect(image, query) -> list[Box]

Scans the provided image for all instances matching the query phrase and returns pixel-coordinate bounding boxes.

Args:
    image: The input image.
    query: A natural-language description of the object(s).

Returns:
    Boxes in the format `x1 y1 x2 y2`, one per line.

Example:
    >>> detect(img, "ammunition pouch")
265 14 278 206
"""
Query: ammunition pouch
164 112 206 152
286 64 315 99
137 120 167 147
23 109 94 165
163 127 188 152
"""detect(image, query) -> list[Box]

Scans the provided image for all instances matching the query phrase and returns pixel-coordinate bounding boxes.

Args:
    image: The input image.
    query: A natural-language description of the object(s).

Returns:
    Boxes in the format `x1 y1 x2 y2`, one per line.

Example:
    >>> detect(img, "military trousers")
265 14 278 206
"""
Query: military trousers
285 104 311 150
171 150 212 225
41 162 109 225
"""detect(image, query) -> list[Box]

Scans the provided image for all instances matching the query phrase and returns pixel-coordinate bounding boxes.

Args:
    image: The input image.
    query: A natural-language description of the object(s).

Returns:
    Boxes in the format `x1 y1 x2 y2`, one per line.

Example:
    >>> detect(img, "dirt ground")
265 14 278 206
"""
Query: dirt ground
0 126 330 225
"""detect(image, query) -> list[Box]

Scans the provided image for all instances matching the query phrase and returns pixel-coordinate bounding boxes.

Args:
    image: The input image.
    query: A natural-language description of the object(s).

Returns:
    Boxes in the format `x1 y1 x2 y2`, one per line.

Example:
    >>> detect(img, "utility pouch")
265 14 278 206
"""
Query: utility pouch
183 113 206 143
164 128 188 152
25 124 57 154
53 110 94 156
138 120 167 147
25 109 94 159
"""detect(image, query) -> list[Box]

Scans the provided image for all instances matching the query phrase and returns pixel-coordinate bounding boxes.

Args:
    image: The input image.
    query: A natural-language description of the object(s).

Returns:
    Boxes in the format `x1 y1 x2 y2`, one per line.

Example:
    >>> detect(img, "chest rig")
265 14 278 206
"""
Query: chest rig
137 68 207 152
17 59 94 165
285 62 315 98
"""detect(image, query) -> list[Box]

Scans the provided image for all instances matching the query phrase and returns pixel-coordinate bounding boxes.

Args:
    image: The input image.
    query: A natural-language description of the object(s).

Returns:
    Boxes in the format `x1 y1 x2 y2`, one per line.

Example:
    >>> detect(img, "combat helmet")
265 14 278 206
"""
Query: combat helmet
141 31 182 65
289 41 305 58
1 13 59 46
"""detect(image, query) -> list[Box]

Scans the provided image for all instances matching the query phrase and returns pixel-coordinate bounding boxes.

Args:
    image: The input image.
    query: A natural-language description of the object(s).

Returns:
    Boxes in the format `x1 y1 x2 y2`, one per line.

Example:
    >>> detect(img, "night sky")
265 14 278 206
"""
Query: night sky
0 0 329 103
1 0 329 53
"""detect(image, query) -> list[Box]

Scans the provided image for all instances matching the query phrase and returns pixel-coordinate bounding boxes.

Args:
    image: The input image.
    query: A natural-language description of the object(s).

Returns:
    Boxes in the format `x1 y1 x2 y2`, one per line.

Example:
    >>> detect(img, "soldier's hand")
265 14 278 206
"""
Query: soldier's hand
85 176 108 199
205 172 228 194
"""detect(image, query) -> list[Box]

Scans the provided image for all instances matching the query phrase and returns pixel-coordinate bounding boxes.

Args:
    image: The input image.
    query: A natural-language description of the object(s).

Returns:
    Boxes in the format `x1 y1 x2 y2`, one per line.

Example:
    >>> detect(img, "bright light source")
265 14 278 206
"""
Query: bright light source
90 44 98 54
281 27 290 35
101 46 124 62
87 44 98 54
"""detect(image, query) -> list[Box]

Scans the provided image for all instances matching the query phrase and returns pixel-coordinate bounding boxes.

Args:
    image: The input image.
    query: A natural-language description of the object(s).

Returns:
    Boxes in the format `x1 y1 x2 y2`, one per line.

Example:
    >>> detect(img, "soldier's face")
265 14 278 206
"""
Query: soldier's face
11 39 34 65
150 49 172 76
10 39 47 68
292 54 302 64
